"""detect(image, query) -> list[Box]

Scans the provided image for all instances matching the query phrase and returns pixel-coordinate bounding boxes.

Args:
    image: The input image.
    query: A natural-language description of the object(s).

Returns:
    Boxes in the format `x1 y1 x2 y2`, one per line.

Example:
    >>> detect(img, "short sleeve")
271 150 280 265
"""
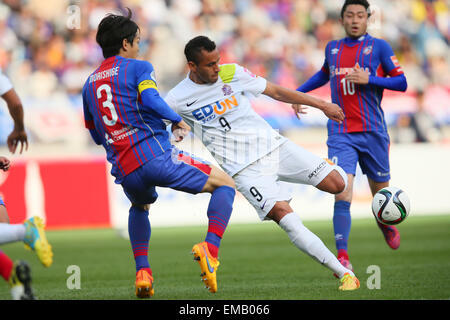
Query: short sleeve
233 64 267 96
0 71 13 96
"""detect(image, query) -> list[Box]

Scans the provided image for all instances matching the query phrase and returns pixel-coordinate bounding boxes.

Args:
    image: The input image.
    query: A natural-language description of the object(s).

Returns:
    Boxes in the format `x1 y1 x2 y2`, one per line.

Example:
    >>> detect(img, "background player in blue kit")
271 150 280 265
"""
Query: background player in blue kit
295 0 408 275
82 9 236 298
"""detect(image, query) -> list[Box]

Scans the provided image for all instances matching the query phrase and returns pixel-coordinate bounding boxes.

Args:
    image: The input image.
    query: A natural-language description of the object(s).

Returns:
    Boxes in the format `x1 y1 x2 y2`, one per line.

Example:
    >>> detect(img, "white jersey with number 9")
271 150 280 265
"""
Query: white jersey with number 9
165 63 287 176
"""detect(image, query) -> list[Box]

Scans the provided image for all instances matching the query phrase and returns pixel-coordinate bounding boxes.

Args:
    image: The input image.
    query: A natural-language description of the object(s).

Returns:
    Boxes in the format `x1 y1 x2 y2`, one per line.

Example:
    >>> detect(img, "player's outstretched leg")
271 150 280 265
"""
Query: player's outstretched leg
0 251 35 300
0 249 14 284
319 169 354 278
332 200 354 278
128 205 154 298
338 272 360 291
9 260 36 300
193 175 235 293
0 222 26 244
23 217 53 267
271 204 359 291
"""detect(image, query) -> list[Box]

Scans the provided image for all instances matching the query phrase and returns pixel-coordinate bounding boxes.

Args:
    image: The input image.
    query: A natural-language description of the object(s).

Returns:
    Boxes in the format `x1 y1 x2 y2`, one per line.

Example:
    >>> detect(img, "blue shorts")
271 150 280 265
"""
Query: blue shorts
121 147 212 205
0 196 4 206
327 131 390 183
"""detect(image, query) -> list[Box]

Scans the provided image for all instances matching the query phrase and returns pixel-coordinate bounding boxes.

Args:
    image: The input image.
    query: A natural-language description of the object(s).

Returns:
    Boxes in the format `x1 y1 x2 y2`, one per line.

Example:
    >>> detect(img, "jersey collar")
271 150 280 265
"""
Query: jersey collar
344 33 371 45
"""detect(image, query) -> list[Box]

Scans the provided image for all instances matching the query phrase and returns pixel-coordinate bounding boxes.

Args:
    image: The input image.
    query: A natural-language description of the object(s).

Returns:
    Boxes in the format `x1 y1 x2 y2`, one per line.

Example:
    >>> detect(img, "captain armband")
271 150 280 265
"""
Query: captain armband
138 80 158 94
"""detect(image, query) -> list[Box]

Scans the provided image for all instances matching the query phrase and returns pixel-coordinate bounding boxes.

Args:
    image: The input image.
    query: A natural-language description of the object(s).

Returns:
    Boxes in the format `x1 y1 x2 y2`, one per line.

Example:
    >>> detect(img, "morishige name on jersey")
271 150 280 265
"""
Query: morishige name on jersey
89 66 120 83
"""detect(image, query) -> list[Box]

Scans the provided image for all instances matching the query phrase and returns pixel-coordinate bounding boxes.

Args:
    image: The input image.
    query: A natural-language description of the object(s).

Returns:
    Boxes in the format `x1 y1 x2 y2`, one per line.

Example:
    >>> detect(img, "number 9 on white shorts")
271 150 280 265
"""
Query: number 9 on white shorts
233 140 337 220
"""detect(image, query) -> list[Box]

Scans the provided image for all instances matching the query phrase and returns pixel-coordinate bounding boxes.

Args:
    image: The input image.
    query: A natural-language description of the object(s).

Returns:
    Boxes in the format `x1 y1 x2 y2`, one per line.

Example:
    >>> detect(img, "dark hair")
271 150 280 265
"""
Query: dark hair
96 8 139 58
184 36 217 65
341 0 371 18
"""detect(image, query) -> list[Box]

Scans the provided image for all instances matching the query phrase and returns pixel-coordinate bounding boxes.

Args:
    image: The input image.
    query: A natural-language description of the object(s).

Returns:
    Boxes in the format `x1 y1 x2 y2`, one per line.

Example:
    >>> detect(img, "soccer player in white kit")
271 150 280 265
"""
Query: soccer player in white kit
0 69 53 299
165 36 360 291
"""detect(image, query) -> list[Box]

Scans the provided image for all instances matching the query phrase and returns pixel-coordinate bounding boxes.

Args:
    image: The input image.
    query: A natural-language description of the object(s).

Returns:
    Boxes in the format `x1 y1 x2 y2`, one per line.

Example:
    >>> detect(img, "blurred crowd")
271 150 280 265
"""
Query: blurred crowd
0 0 448 145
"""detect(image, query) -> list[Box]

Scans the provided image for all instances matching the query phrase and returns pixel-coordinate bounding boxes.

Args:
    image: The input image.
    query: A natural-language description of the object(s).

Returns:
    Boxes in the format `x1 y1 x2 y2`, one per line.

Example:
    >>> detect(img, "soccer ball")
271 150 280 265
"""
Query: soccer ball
372 186 410 225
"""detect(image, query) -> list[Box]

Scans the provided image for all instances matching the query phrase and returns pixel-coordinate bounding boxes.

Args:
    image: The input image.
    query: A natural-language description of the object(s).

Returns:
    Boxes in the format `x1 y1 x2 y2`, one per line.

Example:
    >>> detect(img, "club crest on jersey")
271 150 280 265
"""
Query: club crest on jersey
331 48 340 55
330 65 336 77
192 95 238 123
363 46 373 55
222 84 233 96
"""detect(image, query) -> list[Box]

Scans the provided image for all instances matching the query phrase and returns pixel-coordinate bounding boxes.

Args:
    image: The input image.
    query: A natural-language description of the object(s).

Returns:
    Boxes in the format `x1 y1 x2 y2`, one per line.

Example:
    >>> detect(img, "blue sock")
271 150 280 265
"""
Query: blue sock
333 201 351 252
128 206 151 273
205 186 235 258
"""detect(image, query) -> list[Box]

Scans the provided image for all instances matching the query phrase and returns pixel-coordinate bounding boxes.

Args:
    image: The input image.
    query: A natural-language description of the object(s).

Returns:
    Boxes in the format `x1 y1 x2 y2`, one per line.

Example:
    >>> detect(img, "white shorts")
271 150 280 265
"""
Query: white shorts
233 140 339 221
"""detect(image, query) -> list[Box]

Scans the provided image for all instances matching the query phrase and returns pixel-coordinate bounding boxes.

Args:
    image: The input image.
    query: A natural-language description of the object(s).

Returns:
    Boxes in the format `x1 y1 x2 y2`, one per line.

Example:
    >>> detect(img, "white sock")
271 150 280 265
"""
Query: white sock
278 212 354 279
0 223 26 244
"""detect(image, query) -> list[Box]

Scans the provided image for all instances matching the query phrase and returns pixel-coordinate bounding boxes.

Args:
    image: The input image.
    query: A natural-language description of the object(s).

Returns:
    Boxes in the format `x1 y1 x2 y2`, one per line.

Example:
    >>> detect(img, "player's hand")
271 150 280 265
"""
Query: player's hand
7 128 28 154
171 120 191 142
291 104 308 120
322 102 345 124
0 156 11 171
346 68 369 85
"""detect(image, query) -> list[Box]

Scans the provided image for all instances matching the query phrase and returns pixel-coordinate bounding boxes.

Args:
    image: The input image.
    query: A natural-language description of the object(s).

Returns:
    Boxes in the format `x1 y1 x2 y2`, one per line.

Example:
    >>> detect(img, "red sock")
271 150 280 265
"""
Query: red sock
0 251 13 282
207 242 219 259
337 249 349 260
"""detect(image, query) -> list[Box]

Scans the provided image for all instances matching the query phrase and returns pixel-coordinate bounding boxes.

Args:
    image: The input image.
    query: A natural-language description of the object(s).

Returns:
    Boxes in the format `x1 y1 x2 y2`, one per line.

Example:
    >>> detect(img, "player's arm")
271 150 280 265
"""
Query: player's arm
1 88 28 154
137 62 190 142
136 61 183 124
296 69 330 93
346 40 407 92
263 81 344 124
82 87 102 145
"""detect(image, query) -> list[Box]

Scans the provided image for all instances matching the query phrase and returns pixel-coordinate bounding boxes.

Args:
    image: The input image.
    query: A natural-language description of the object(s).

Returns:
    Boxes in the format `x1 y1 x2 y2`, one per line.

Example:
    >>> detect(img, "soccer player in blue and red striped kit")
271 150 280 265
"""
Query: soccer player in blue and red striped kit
295 0 407 275
82 9 235 298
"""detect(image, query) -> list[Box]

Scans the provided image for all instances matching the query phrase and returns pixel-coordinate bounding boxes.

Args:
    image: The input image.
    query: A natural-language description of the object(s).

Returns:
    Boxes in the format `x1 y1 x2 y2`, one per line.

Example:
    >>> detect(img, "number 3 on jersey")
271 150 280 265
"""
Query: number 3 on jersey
97 84 118 126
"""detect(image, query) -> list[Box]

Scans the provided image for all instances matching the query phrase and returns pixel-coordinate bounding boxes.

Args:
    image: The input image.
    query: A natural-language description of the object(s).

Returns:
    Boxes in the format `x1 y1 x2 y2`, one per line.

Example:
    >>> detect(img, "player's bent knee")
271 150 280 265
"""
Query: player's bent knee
328 172 346 194
331 167 348 194
317 169 347 194
267 201 293 223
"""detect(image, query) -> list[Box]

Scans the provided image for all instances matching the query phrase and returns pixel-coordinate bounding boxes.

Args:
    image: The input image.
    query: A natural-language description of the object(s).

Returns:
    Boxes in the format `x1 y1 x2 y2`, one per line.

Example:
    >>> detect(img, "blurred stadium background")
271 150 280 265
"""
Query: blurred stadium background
0 0 449 231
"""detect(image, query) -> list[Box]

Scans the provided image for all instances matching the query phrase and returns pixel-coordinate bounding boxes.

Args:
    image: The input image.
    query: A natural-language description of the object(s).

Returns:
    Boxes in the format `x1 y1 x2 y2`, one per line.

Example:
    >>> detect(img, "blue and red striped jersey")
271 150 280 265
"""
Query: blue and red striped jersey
82 56 181 182
298 34 406 134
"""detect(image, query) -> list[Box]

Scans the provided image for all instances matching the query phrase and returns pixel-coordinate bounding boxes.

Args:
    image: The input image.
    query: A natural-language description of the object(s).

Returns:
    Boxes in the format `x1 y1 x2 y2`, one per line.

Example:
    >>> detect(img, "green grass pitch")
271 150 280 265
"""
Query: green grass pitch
0 214 449 300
